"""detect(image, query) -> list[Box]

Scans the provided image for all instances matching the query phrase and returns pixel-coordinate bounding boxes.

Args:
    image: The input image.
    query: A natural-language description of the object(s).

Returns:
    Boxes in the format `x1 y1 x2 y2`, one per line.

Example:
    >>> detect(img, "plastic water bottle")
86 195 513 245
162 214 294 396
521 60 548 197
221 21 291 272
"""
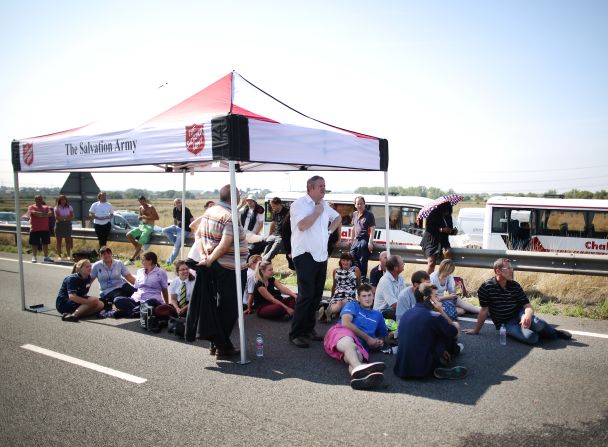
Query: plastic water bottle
255 333 264 358
499 324 507 346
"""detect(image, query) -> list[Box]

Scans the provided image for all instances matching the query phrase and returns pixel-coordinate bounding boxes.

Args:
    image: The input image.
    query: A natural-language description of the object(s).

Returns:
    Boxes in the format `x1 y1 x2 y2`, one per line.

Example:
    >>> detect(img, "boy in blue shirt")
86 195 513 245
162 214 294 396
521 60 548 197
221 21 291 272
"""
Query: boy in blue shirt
323 284 389 390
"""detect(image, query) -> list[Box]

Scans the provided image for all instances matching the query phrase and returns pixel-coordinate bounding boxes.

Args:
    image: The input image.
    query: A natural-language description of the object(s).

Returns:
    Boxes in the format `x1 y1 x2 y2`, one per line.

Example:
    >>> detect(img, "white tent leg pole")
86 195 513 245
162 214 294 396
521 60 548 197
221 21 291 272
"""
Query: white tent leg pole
180 170 186 261
384 171 391 256
229 161 248 364
14 171 26 311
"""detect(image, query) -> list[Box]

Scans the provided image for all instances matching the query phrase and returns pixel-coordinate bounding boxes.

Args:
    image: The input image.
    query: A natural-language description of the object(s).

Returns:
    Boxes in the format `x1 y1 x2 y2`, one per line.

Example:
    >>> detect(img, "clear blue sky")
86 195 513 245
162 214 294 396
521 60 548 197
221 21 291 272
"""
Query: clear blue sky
1 0 607 194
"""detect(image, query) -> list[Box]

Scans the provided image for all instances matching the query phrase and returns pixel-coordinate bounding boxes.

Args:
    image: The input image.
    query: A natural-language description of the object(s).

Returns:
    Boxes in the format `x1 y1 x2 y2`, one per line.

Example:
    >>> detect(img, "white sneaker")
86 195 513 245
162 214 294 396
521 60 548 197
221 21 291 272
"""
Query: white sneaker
457 342 464 354
31 256 37 263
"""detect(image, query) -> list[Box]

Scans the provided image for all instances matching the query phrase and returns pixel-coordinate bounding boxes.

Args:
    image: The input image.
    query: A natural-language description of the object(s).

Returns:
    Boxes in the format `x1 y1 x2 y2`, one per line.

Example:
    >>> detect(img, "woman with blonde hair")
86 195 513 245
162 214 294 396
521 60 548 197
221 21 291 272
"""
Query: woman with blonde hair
430 259 479 318
252 260 297 320
56 259 104 322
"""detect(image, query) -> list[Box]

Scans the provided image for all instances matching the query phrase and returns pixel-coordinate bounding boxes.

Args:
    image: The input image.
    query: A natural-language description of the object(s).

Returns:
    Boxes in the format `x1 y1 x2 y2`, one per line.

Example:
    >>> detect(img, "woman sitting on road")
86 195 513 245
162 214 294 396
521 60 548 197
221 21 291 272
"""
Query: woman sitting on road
114 251 168 318
321 252 361 322
430 259 479 318
56 259 104 322
252 260 297 320
91 246 136 312
154 260 195 320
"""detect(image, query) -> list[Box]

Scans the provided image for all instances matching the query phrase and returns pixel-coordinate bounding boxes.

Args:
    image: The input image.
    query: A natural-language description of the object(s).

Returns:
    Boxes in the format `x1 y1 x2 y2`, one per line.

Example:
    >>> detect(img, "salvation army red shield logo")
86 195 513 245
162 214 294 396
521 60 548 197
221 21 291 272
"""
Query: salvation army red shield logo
22 143 34 166
185 124 205 155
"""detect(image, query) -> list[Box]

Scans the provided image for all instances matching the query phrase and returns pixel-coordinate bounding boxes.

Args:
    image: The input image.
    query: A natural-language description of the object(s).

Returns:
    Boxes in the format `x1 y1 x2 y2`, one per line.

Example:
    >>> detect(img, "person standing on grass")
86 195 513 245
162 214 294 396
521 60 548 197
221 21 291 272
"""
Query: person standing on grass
349 196 376 281
28 195 54 263
464 258 571 344
262 197 289 262
126 196 159 265
89 191 113 249
162 198 194 265
289 175 341 348
54 194 74 261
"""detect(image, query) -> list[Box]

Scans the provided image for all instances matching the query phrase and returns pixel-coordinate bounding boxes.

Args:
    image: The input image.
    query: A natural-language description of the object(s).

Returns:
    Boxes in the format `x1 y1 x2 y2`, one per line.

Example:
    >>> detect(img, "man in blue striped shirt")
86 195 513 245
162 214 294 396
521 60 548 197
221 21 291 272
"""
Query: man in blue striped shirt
464 258 571 344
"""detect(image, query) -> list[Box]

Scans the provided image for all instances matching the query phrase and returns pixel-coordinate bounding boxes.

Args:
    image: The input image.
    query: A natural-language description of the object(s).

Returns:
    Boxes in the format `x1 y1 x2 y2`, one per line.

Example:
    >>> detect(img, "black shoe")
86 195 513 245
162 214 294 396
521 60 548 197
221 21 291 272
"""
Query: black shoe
434 366 468 380
290 336 310 348
113 310 128 319
305 329 323 341
216 347 240 360
61 313 79 323
350 372 384 390
556 329 572 340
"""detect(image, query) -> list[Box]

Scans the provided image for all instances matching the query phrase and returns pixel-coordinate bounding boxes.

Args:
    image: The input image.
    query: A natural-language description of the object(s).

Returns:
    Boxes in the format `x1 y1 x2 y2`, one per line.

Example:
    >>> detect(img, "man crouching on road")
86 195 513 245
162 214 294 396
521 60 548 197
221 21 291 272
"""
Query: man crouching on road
464 258 571 344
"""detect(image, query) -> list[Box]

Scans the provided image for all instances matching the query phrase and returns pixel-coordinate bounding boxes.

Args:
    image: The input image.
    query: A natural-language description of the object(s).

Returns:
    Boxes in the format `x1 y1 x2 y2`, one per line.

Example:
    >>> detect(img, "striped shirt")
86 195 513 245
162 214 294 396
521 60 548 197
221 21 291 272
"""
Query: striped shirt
198 201 248 270
477 277 530 328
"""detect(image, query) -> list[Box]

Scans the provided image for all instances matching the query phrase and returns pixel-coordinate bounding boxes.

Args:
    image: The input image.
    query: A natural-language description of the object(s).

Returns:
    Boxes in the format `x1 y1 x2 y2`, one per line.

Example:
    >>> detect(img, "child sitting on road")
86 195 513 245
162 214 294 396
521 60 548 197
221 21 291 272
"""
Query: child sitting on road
323 283 389 390
320 252 361 322
252 260 298 320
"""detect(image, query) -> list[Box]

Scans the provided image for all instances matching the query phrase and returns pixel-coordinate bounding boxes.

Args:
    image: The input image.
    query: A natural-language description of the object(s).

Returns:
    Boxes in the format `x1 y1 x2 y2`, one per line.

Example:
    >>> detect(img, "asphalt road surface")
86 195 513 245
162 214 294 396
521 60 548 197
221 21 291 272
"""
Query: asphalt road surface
0 253 607 446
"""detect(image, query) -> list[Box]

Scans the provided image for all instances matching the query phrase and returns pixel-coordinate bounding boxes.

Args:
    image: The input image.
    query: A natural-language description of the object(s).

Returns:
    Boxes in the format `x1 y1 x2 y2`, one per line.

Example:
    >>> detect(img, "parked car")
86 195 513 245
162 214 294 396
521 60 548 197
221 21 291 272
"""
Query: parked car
0 211 30 226
111 210 163 234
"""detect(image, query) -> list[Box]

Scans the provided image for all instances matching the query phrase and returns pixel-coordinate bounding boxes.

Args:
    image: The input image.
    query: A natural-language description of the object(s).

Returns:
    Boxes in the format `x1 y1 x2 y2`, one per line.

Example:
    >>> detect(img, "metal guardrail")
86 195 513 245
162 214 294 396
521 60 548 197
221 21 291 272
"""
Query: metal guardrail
1 224 607 276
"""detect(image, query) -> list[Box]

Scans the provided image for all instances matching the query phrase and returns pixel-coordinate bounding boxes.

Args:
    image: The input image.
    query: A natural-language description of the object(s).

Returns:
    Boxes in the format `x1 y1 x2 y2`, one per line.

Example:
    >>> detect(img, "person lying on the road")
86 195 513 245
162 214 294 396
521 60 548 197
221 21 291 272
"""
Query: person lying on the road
394 283 467 380
464 258 571 344
56 259 104 322
323 283 388 390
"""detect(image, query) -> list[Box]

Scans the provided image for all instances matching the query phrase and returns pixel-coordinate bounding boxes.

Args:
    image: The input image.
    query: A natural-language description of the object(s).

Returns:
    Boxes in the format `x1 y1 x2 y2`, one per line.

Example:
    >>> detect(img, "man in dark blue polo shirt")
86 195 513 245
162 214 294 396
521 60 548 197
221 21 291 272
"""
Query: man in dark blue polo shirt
394 283 466 380
464 258 571 344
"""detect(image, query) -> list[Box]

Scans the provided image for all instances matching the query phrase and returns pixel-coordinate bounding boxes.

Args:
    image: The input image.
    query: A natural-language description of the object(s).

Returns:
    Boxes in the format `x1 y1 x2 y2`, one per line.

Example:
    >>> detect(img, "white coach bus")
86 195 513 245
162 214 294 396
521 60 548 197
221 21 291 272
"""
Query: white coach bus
483 196 608 255
263 192 433 250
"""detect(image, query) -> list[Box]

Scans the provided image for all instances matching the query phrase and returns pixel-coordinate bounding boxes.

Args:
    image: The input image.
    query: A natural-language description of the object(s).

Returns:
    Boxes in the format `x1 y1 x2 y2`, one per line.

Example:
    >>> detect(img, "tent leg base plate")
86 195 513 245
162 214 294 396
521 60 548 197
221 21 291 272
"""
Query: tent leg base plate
26 304 53 313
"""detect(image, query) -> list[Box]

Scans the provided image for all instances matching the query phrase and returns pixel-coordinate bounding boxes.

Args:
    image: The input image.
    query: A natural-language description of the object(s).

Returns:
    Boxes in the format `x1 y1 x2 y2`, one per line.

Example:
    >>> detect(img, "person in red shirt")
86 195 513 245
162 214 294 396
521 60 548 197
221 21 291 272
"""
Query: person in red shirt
27 195 54 263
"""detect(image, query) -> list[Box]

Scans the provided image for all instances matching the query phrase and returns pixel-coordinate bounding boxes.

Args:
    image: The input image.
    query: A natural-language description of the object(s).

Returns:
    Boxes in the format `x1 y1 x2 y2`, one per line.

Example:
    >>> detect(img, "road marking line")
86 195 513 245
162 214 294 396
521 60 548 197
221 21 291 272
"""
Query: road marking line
0 256 72 269
21 344 147 384
459 317 608 339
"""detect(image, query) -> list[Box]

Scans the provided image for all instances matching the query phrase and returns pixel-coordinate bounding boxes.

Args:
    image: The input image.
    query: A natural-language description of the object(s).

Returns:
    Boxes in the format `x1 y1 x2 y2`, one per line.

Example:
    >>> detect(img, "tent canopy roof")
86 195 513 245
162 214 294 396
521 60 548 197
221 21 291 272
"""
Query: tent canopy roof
12 72 388 173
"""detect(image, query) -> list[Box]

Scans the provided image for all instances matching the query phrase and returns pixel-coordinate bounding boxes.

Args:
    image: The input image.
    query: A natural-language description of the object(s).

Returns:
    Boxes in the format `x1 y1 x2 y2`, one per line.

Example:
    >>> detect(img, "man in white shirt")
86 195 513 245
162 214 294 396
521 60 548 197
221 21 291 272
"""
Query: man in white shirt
373 255 406 320
89 191 114 248
289 176 341 348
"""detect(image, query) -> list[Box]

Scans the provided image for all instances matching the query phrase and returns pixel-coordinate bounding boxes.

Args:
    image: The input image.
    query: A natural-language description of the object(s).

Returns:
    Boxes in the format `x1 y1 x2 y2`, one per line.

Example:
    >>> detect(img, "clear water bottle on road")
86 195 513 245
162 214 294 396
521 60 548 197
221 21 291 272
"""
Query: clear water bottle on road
255 333 264 358
499 324 507 346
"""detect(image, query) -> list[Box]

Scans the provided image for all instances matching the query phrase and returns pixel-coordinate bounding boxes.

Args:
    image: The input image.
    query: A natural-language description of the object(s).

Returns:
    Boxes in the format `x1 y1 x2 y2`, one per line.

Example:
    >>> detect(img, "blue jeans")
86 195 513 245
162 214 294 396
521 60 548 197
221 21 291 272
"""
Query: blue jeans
504 309 558 345
262 235 283 262
163 225 191 264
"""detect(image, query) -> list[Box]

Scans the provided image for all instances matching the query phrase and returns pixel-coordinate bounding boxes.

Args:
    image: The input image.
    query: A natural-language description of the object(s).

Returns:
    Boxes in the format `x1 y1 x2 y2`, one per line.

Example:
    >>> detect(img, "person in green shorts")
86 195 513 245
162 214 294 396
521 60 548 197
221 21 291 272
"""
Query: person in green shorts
126 196 159 265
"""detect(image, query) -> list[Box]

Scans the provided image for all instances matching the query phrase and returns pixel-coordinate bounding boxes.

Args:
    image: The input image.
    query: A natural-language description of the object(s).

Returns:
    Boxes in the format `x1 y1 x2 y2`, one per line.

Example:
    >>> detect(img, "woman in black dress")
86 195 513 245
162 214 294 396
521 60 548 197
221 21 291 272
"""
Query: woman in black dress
420 203 458 274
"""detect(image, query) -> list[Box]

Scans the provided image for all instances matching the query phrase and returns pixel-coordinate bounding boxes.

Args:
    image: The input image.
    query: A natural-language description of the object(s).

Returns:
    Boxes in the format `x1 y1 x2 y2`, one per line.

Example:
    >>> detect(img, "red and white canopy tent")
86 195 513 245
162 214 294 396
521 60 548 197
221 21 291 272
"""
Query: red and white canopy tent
11 71 389 363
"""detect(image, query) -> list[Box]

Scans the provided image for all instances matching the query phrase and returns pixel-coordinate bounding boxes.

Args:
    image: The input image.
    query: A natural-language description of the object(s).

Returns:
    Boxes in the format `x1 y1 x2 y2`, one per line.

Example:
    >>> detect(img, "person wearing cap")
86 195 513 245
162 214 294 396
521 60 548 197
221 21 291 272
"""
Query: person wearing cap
239 194 264 235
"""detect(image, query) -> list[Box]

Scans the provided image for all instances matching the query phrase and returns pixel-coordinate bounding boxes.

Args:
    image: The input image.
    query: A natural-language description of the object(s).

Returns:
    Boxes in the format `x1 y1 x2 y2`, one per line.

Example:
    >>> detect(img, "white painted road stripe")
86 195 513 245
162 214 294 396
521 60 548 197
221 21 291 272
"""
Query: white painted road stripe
0 256 72 269
21 344 147 384
459 317 608 339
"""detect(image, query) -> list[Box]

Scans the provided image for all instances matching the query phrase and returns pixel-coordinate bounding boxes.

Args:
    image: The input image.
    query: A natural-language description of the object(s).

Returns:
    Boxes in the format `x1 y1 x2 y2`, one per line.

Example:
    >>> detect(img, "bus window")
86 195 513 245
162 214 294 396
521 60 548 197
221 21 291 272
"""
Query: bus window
368 205 403 230
491 209 509 233
334 203 354 225
591 212 608 238
545 210 586 236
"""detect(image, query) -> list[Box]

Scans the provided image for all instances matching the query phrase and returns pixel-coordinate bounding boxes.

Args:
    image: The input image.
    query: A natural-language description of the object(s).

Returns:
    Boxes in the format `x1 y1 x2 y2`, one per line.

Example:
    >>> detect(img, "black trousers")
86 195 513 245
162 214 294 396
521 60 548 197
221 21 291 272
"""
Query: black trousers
94 222 112 247
290 252 327 339
185 261 245 349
